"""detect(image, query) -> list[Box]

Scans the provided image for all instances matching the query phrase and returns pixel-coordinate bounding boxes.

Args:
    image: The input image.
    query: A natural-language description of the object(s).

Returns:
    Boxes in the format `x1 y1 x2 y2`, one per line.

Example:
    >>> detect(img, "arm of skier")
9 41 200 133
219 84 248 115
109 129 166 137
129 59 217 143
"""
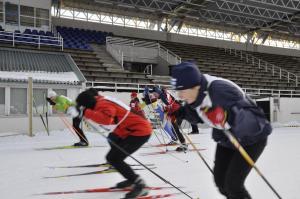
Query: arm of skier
84 106 117 125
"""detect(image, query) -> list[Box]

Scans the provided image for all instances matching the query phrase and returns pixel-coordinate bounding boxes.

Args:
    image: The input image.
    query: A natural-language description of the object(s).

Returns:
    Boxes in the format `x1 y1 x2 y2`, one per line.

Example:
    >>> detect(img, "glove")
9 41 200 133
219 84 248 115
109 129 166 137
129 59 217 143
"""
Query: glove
66 106 79 118
203 106 227 129
46 97 56 105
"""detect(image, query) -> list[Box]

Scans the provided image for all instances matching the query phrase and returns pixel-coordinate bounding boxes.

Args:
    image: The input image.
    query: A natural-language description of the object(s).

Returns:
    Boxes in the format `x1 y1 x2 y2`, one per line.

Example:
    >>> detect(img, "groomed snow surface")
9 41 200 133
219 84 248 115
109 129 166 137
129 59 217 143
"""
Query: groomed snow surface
0 126 299 199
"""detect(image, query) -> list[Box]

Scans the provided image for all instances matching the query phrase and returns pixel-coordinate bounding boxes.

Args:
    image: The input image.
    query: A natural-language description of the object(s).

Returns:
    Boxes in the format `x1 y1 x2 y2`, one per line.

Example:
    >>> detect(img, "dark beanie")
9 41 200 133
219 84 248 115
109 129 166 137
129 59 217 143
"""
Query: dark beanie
76 90 97 109
171 62 203 90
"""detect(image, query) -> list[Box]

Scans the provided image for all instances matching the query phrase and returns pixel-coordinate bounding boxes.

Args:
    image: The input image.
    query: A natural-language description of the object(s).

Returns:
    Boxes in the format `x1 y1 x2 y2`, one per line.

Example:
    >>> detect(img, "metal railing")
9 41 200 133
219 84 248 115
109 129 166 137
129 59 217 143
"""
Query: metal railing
86 81 170 92
106 36 181 65
0 30 64 50
225 48 298 87
243 88 300 97
106 42 124 69
144 64 153 75
86 81 300 97
158 43 181 65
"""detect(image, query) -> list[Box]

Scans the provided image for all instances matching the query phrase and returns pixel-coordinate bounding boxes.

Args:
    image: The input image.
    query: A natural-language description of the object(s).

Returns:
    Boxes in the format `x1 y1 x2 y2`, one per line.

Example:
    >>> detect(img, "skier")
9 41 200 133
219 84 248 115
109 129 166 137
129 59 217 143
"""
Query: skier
129 91 145 118
151 86 189 151
171 62 272 199
46 90 89 146
76 89 152 199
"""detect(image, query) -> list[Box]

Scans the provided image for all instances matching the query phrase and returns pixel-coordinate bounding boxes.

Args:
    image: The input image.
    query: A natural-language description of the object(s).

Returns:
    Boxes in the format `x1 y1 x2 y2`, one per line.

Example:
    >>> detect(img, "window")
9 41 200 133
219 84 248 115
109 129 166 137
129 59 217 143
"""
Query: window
0 87 4 115
10 88 27 114
36 8 49 19
5 2 18 25
20 6 34 17
20 16 34 27
20 5 34 27
36 18 49 27
33 89 47 115
0 1 3 12
0 1 3 23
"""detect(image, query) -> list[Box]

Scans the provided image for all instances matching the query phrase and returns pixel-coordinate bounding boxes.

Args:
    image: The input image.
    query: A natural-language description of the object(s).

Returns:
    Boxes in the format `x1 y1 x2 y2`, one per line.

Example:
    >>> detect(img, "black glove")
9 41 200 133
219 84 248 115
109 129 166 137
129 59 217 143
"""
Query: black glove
46 97 56 105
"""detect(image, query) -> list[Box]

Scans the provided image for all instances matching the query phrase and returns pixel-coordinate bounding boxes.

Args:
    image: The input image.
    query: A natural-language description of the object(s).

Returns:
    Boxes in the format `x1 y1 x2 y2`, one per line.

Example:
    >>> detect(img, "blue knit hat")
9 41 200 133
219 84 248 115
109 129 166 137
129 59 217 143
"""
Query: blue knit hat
171 62 203 90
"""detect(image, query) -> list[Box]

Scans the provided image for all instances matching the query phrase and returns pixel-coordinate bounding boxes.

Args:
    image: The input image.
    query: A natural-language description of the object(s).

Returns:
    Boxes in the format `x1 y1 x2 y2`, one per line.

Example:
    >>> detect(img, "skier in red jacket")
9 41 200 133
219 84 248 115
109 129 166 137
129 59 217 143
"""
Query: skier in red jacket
76 89 152 199
129 91 145 118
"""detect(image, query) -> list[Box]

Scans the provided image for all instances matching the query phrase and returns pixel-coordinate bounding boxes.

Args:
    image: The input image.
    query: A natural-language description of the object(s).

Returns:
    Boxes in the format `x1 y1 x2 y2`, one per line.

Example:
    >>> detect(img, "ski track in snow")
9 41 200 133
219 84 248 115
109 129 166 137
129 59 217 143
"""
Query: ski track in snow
0 127 299 199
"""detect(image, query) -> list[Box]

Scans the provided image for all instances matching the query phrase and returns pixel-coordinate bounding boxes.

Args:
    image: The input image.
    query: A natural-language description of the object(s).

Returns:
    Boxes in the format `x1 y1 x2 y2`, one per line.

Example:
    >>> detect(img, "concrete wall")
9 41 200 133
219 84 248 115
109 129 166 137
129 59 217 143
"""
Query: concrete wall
111 44 158 64
275 98 300 123
4 0 51 8
154 57 170 76
53 17 300 58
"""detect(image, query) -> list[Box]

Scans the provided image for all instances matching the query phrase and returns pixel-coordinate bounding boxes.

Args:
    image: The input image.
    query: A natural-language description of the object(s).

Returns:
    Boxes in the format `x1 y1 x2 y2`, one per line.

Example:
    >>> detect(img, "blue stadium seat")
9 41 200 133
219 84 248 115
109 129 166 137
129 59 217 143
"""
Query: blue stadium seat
32 29 38 35
56 26 113 50
24 29 32 34
39 30 46 36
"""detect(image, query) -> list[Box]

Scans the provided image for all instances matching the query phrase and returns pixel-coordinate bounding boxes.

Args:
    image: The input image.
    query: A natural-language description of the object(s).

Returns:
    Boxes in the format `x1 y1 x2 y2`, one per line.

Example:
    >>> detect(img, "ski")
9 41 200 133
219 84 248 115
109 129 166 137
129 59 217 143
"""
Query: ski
140 148 206 156
44 167 156 178
35 145 107 151
143 142 201 148
135 192 183 199
41 186 177 195
49 162 155 169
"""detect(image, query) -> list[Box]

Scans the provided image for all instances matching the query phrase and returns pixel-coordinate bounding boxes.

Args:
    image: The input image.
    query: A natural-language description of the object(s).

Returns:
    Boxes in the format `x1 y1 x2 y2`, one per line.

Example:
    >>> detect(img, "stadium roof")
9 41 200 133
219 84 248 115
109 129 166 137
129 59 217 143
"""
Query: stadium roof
60 0 300 40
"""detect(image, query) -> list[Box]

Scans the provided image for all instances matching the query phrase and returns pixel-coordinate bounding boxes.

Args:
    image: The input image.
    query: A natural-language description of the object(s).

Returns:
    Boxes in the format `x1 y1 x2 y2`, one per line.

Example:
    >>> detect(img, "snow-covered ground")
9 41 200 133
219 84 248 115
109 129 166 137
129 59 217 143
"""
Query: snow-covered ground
0 126 299 199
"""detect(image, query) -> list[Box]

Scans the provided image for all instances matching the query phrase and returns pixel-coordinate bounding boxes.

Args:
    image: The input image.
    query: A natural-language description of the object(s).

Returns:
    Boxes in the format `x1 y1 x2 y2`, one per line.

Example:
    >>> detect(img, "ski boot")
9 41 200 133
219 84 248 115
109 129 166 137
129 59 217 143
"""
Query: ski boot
188 131 199 135
114 179 133 189
175 143 188 152
73 141 88 147
167 140 178 146
122 176 148 199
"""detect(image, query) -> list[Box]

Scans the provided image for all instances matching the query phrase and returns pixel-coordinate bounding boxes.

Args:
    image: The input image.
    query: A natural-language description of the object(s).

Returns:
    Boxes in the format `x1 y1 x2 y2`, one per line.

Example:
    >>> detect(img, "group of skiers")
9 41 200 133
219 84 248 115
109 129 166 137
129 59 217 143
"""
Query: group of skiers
46 61 272 199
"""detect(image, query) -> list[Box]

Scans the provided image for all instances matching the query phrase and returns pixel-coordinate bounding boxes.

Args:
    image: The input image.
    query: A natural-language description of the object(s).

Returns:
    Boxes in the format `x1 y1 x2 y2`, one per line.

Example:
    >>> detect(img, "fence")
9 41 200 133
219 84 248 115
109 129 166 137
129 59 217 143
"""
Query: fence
0 30 64 50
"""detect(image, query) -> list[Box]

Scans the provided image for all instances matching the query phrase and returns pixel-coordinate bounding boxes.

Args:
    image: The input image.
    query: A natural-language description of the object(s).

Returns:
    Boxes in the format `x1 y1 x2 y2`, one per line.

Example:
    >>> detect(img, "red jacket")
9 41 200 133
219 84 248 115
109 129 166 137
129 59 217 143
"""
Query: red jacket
84 96 152 139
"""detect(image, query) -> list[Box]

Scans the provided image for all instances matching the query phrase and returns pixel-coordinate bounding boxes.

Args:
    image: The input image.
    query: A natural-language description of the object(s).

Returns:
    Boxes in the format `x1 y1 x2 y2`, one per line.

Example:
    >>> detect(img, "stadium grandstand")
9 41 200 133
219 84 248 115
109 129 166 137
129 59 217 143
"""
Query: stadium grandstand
1 1 300 199
0 0 298 129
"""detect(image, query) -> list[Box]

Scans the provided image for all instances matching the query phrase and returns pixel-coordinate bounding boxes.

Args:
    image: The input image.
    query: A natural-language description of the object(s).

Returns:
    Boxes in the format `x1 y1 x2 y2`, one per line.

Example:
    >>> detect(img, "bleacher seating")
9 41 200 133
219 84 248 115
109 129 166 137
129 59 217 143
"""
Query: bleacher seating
160 41 299 90
246 51 300 76
0 27 60 46
56 26 113 51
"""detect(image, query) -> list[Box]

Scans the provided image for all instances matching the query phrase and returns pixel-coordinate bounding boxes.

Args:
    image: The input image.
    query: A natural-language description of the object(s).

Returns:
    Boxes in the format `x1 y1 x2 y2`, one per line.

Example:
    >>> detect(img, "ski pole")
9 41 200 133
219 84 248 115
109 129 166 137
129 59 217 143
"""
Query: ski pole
223 129 282 199
183 131 213 174
44 93 49 133
33 97 50 135
58 113 89 144
85 119 194 199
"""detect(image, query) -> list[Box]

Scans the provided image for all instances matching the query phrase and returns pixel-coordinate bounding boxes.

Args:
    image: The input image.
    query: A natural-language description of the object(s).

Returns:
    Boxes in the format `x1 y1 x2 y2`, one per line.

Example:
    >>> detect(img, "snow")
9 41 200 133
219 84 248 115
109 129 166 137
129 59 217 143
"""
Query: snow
0 126 299 199
0 71 79 83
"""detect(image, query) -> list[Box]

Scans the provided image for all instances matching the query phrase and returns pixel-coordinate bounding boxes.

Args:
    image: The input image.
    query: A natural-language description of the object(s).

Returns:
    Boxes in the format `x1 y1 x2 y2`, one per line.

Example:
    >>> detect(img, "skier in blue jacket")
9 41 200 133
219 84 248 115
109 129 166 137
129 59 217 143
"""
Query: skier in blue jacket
171 62 272 199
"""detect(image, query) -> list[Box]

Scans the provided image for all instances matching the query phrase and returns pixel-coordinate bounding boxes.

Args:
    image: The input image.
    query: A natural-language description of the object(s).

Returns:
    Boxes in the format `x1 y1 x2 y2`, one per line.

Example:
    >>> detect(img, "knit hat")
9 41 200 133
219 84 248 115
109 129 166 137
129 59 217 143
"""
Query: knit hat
131 91 137 98
76 90 97 109
171 62 203 90
48 90 57 98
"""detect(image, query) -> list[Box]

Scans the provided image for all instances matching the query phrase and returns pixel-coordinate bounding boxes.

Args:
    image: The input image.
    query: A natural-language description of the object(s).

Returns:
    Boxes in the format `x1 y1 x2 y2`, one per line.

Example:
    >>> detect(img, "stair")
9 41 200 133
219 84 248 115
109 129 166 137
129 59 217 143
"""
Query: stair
90 44 123 72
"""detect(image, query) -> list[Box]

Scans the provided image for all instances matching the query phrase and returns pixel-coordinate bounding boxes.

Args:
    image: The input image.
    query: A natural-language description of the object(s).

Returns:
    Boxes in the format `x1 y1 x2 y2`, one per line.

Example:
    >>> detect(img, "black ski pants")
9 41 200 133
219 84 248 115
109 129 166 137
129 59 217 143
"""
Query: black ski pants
72 116 88 143
213 138 267 199
106 134 150 183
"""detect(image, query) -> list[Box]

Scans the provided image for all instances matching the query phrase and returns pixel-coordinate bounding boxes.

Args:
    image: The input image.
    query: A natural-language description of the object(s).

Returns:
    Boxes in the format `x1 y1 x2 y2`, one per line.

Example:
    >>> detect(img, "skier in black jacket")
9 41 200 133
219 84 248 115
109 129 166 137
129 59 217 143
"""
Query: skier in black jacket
171 62 272 199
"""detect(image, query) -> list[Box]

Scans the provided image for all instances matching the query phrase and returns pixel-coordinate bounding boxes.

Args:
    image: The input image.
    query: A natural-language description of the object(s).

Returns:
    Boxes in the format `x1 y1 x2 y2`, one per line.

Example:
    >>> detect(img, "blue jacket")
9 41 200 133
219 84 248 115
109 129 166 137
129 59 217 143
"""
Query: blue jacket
182 74 272 148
